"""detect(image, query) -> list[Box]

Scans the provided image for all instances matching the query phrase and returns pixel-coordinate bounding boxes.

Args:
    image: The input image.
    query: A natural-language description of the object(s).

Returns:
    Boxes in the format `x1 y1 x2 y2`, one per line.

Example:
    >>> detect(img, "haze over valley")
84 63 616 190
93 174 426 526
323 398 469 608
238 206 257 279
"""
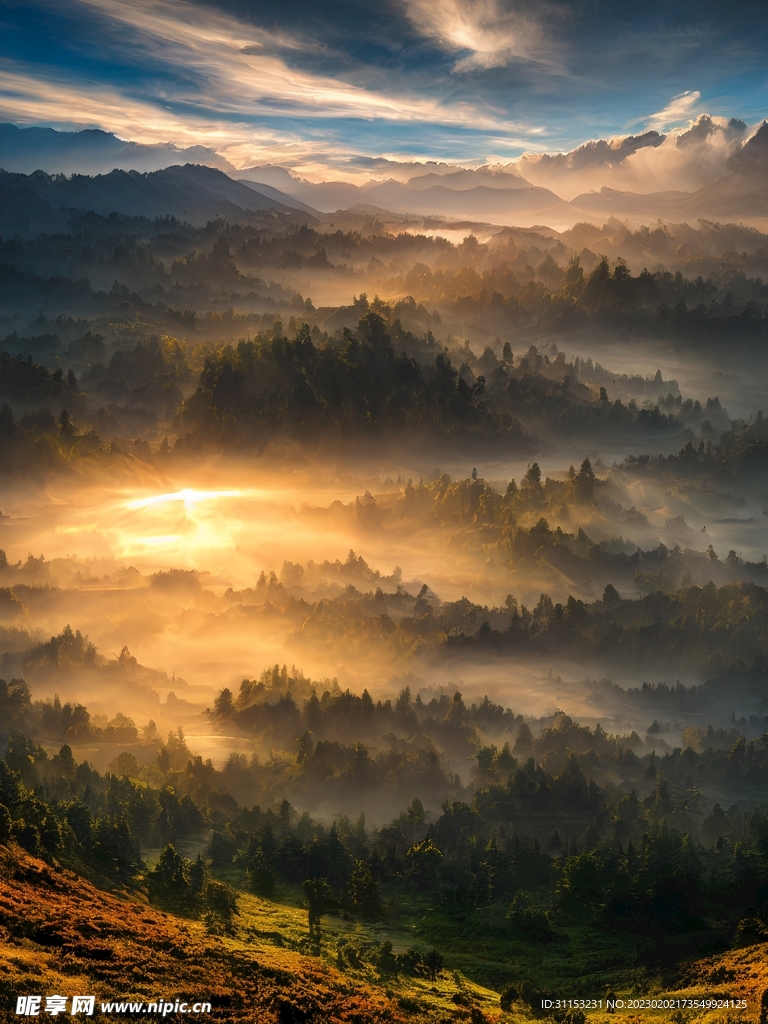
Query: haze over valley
3 2 768 1019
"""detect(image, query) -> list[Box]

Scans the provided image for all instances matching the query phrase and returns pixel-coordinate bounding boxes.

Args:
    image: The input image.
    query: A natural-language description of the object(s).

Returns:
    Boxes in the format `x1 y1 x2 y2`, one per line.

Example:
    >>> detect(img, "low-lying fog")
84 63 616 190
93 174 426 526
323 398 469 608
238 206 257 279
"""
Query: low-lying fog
2 435 766 772
3 289 768 793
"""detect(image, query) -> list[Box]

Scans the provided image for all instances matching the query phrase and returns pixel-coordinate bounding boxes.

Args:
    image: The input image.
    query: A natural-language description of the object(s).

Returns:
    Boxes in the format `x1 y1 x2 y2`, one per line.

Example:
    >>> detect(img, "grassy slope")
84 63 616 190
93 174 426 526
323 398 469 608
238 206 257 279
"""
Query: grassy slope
0 845 407 1023
0 845 766 1023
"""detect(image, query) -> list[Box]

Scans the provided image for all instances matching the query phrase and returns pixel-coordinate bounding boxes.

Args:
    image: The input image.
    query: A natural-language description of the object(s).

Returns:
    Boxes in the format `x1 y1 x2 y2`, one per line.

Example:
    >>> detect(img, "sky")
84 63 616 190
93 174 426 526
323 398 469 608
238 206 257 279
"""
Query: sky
1 0 767 179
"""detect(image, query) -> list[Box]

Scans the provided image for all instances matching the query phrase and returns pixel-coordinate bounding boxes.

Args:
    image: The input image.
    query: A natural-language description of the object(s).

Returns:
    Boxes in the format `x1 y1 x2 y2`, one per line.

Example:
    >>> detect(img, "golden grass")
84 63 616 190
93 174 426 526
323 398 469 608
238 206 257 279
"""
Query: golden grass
1 845 766 1023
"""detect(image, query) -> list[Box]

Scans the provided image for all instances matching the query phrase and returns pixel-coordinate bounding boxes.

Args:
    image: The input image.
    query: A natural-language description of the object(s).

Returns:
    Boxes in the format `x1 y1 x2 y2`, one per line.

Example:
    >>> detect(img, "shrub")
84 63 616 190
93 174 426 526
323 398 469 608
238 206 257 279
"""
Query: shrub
499 985 518 1011
0 802 12 844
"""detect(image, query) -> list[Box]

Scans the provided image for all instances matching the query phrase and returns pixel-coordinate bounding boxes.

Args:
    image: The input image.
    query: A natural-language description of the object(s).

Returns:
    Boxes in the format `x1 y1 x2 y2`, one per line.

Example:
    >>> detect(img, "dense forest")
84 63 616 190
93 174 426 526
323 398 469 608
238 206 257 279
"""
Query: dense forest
0 314 711 459
4 182 768 1023
4 667 768 1006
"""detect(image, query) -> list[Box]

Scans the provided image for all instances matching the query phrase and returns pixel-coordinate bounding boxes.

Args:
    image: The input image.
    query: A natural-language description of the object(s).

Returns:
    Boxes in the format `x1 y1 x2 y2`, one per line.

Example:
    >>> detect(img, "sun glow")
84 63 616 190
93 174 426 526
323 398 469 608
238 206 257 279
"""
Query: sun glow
125 488 242 510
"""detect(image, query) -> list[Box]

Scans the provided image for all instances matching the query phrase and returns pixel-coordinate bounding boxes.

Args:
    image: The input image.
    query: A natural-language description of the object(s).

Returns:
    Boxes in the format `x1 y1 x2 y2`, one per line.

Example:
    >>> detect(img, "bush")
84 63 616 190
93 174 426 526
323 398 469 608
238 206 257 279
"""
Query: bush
499 985 518 1011
0 802 12 844
375 943 443 979
507 893 555 943
14 819 41 855
735 917 768 946
518 980 546 1016
202 879 238 934
397 996 423 1013
248 850 275 898
376 940 398 975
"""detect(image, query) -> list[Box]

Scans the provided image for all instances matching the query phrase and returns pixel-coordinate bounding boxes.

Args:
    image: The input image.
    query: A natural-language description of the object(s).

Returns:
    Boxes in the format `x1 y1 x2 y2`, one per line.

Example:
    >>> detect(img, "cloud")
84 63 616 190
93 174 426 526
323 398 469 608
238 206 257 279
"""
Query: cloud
519 131 665 174
726 119 768 176
515 113 755 199
66 0 465 123
0 63 342 175
161 2 535 123
1 0 762 187
643 90 701 131
401 0 560 71
675 113 746 147
0 0 547 174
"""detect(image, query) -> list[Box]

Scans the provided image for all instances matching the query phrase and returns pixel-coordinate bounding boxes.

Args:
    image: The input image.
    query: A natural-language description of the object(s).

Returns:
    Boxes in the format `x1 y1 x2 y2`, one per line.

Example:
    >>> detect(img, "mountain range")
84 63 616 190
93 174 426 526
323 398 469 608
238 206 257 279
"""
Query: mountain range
238 167 568 223
0 163 307 236
0 120 766 232
0 123 237 176
239 123 768 226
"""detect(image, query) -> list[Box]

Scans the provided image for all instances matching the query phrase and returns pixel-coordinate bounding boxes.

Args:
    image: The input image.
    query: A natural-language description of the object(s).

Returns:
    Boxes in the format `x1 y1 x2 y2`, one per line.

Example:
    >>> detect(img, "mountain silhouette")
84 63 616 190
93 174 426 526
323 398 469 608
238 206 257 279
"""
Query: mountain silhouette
0 163 309 232
0 123 237 176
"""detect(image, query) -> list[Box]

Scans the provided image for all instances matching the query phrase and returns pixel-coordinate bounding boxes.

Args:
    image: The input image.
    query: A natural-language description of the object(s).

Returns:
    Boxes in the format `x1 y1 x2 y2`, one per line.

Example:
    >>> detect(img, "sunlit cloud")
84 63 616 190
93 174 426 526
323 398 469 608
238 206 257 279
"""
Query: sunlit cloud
0 0 541 174
402 0 561 71
0 0 764 184
0 64 294 155
0 62 441 176
514 112 753 200
642 90 701 131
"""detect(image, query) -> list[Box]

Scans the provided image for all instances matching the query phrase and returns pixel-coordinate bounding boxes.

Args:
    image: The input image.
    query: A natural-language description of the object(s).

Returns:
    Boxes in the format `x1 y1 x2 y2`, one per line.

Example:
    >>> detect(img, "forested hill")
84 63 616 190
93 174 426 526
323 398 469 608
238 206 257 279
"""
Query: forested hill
177 316 693 446
0 164 301 224
179 316 530 443
4 686 768 1014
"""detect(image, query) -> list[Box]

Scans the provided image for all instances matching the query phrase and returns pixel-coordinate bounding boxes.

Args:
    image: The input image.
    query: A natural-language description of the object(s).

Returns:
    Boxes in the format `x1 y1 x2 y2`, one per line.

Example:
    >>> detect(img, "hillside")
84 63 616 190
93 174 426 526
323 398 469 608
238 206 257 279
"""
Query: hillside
0 844 414 1023
0 164 307 228
1 844 766 1023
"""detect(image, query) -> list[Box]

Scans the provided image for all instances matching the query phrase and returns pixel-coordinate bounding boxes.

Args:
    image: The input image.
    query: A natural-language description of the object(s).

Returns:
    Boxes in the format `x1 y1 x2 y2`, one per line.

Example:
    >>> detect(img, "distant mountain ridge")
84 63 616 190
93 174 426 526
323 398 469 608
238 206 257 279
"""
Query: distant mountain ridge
0 164 313 235
570 123 768 222
241 123 768 225
237 167 568 220
0 123 237 176
1 121 766 231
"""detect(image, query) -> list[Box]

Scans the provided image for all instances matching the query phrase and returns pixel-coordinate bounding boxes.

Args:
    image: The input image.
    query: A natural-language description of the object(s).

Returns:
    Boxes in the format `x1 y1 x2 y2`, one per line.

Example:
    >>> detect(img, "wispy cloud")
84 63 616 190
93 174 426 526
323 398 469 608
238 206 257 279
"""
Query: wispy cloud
0 0 555 173
71 0 476 123
1 0 762 183
0 63 297 159
27 0 529 123
642 90 701 131
401 0 562 71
